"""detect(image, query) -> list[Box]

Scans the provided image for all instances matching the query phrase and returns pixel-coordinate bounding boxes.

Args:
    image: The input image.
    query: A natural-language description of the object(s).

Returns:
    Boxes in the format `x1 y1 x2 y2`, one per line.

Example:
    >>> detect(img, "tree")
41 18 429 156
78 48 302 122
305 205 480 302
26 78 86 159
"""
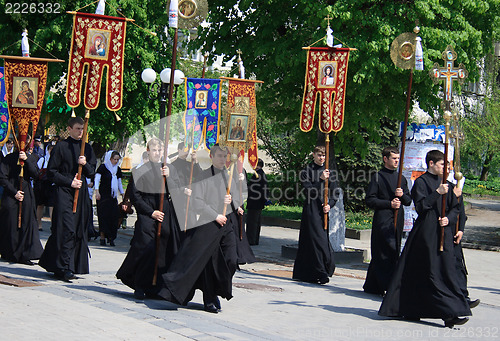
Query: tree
461 53 500 181
191 0 498 208
0 0 184 154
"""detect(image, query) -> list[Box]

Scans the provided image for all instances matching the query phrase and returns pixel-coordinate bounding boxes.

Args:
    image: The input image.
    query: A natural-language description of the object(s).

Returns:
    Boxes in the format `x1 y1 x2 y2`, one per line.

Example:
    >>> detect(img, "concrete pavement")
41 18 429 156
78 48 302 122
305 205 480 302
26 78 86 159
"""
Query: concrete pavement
0 217 499 340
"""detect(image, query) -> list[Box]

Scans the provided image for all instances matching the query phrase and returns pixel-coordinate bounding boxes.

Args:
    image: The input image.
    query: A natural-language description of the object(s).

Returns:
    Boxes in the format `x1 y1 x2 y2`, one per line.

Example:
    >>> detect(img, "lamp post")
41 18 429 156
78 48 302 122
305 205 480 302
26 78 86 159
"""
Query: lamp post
141 67 185 140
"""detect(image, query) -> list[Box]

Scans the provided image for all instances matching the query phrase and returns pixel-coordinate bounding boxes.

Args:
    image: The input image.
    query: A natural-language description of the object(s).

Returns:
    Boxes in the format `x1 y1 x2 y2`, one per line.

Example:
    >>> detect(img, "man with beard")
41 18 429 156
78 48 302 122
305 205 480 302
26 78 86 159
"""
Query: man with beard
158 144 242 313
116 138 181 299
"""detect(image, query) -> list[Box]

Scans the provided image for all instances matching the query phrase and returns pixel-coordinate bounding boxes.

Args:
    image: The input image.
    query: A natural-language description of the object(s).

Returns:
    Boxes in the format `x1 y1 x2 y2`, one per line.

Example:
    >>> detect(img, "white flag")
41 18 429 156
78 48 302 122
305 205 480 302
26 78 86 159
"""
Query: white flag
21 30 29 57
326 26 334 48
169 0 179 29
415 36 424 71
95 0 105 15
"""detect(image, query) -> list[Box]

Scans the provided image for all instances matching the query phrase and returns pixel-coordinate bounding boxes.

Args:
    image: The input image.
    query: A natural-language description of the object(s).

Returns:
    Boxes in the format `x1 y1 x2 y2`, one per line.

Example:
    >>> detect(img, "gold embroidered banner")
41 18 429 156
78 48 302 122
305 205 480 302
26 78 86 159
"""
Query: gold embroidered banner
66 12 127 110
2 57 49 150
300 47 351 133
219 77 262 169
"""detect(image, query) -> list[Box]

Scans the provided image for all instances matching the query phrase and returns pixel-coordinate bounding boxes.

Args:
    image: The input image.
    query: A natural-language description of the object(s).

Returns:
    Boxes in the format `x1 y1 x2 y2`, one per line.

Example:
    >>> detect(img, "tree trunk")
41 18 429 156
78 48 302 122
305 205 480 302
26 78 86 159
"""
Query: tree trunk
479 145 494 181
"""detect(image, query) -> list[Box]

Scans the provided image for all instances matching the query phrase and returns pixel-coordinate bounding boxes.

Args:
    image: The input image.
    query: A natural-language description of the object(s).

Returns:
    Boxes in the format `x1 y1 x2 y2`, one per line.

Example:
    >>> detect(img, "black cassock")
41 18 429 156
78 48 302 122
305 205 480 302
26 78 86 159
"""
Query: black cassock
158 165 240 305
96 164 123 241
451 182 470 300
379 172 471 320
171 157 202 231
116 162 181 296
39 137 96 275
293 162 338 283
0 152 43 263
363 167 411 295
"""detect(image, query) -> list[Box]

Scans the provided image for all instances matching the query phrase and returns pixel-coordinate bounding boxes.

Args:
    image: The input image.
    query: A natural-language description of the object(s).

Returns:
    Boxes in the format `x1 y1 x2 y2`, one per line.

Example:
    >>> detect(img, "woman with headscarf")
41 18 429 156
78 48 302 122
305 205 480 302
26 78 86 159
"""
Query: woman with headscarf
95 150 124 246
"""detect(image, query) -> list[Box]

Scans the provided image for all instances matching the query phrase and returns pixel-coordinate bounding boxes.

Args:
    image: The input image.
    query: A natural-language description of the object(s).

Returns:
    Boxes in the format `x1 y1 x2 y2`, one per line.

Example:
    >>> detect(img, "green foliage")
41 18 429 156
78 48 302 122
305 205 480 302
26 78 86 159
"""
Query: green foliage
192 0 498 211
345 211 373 231
0 0 200 155
463 177 500 196
460 54 500 180
262 203 302 220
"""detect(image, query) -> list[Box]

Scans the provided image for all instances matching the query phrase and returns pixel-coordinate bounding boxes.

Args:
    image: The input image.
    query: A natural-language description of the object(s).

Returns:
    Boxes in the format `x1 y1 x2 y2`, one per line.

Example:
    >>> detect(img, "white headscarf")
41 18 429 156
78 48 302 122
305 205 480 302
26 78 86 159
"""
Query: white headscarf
104 150 120 198
2 143 13 157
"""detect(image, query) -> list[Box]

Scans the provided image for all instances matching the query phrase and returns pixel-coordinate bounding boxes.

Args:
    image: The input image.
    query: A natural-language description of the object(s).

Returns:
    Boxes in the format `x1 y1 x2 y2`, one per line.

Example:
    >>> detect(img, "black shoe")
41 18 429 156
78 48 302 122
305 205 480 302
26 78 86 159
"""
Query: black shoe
134 289 145 300
109 239 115 246
214 296 221 310
468 299 480 308
21 260 35 266
100 239 106 246
318 276 329 285
64 270 76 281
204 303 219 314
55 269 73 283
444 317 469 328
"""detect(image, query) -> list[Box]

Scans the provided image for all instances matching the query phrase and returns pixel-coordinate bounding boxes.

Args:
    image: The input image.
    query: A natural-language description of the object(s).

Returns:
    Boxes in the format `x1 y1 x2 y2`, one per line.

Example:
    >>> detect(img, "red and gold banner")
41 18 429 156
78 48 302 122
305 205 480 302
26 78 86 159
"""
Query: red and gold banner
1 57 50 149
220 77 262 169
66 12 127 111
300 47 351 133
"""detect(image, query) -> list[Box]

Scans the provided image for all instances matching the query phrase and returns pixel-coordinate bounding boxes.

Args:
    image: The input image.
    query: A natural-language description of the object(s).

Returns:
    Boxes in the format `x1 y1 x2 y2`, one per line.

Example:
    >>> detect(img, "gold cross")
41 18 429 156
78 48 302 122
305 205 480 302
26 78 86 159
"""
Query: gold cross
324 15 333 27
236 49 242 62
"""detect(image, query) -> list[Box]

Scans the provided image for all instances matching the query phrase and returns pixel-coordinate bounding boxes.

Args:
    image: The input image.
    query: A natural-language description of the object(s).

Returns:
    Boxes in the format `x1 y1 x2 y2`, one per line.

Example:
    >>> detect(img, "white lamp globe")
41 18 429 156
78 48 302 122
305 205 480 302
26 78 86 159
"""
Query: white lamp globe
160 68 172 83
141 68 157 84
174 70 185 85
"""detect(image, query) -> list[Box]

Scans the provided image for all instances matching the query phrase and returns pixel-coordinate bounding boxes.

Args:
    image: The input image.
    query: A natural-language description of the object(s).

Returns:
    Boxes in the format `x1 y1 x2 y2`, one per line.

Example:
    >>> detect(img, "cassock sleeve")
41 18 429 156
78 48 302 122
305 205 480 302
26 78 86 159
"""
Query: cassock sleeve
411 177 441 215
400 176 412 206
82 143 96 179
0 157 18 197
24 153 40 180
365 174 391 210
129 175 155 217
328 172 339 207
47 143 73 188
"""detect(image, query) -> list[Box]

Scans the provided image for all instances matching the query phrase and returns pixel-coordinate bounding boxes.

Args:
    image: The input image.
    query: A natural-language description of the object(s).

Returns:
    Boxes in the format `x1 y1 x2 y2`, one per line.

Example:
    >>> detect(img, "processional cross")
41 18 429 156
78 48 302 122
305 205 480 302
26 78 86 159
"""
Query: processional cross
430 45 468 111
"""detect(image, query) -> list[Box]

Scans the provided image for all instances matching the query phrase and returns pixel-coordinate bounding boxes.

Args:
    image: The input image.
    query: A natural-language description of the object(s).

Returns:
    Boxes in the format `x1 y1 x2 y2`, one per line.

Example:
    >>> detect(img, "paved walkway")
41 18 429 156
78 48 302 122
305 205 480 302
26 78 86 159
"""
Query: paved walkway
0 205 499 340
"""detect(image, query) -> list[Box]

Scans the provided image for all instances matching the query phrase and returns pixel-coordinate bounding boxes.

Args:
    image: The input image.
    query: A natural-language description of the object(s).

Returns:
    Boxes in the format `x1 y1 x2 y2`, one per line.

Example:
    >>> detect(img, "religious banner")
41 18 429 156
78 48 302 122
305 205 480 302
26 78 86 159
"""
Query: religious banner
219 77 262 169
1 57 51 150
300 47 351 133
183 77 221 150
66 12 127 111
0 67 10 144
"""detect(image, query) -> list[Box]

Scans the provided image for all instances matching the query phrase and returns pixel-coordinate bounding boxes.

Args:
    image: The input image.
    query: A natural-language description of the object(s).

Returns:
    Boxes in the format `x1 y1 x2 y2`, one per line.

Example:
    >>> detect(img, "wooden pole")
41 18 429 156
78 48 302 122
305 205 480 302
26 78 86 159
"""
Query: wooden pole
184 117 197 232
11 126 23 229
222 155 237 216
323 133 330 230
439 112 451 252
152 26 179 286
72 109 90 213
394 68 413 230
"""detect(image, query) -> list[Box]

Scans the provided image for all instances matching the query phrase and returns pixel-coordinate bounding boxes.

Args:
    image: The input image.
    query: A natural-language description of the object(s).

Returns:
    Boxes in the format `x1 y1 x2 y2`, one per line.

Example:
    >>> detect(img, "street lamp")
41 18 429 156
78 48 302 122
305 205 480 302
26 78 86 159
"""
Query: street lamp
141 67 185 139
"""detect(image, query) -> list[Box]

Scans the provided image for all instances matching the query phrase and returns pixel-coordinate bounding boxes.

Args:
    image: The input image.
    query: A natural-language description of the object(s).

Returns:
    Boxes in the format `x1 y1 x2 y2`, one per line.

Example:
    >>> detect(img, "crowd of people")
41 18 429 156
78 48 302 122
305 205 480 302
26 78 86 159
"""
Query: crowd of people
0 117 478 327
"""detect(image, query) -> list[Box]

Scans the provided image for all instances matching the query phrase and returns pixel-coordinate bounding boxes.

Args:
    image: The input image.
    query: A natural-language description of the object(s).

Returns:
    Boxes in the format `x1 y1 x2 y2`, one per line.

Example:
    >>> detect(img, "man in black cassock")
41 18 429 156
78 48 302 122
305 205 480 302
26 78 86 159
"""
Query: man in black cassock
293 145 338 285
116 138 181 299
363 146 411 295
170 142 202 231
158 144 241 313
246 158 269 245
450 180 480 309
39 117 96 282
379 150 472 328
0 138 43 265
